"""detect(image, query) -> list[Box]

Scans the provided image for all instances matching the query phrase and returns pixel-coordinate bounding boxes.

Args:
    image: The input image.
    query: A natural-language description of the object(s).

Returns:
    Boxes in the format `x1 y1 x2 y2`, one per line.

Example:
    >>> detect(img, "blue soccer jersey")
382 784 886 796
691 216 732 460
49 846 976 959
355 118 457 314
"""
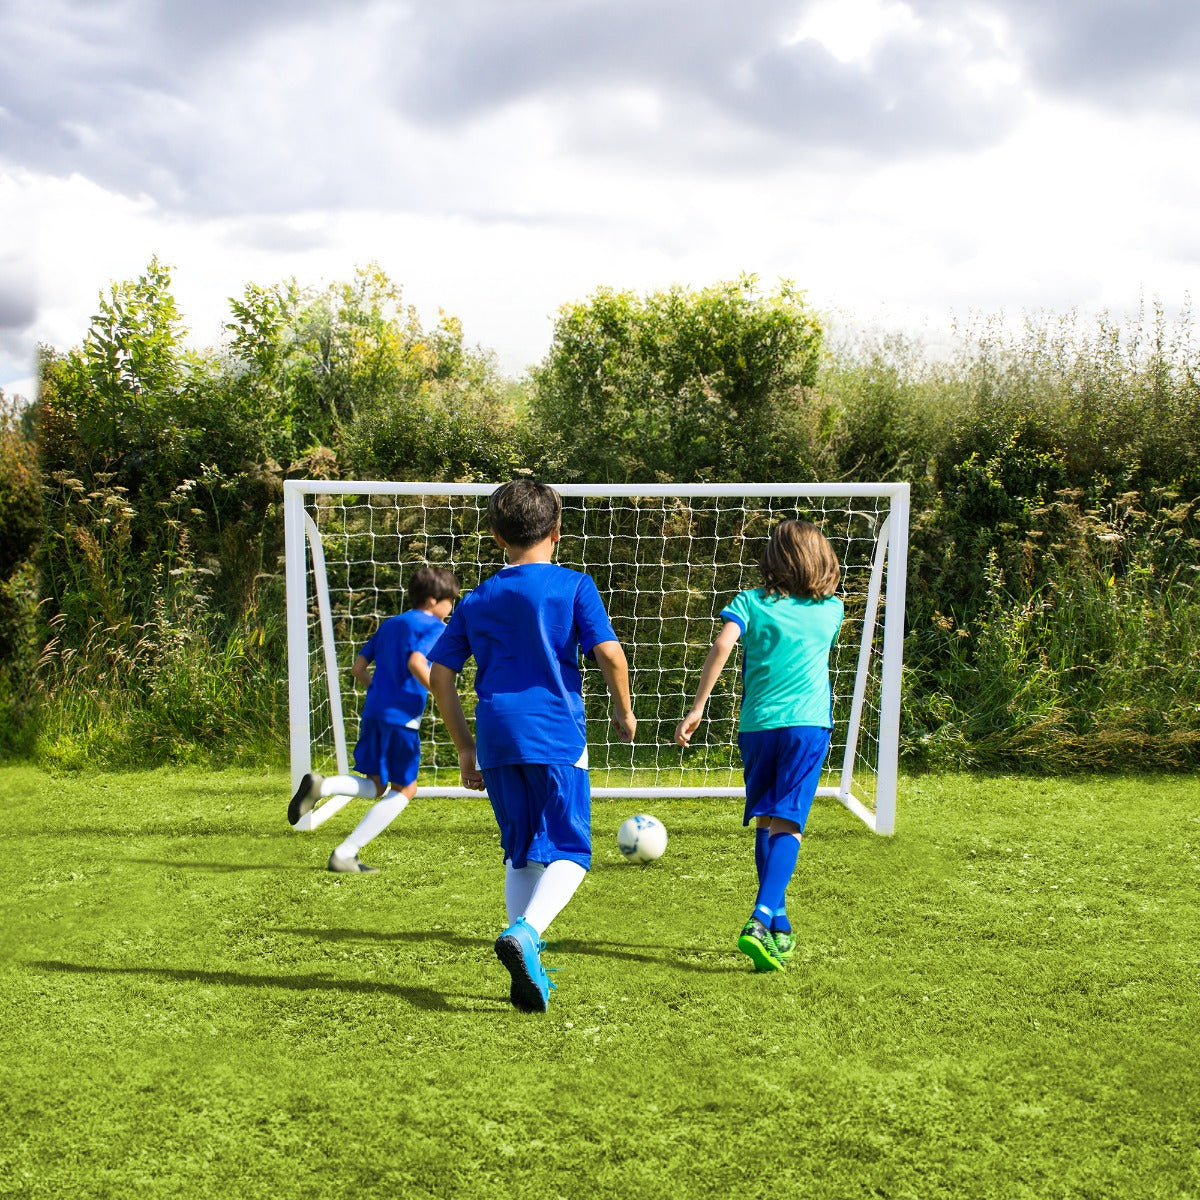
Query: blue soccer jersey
428 563 617 768
359 609 447 728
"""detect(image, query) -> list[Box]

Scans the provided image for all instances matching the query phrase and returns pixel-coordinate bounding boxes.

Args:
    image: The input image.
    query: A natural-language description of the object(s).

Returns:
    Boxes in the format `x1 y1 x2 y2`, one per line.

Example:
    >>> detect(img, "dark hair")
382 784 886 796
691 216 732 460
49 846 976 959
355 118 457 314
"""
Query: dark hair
488 480 562 548
759 520 840 600
408 566 460 608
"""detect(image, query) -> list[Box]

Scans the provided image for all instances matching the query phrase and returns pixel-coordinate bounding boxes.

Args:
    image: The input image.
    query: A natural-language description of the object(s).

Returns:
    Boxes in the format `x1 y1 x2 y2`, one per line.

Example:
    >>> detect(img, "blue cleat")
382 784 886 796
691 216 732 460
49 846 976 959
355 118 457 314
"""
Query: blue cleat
494 917 555 1013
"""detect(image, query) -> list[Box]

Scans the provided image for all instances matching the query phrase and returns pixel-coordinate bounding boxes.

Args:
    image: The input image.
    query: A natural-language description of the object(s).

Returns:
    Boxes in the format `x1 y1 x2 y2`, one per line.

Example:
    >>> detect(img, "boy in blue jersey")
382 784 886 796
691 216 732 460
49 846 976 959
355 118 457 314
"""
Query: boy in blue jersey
428 480 636 1013
675 520 843 972
288 565 460 873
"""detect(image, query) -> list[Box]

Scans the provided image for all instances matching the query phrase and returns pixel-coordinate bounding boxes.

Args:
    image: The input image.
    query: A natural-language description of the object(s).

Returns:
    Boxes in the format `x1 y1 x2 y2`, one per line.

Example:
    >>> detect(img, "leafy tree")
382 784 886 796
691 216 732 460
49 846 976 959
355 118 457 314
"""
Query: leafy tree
530 277 826 482
0 392 41 581
224 264 460 464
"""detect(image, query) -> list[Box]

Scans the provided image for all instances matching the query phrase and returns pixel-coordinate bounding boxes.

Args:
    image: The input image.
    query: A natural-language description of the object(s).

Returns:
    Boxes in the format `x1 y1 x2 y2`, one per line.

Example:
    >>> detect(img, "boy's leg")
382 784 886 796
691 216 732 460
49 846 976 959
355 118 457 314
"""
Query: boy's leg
288 771 379 825
754 819 771 885
488 764 589 1011
764 819 801 962
754 818 779 938
484 765 553 1012
737 732 786 970
332 780 417 867
520 763 590 936
329 727 420 872
522 859 587 938
739 826 793 971
746 822 801 963
324 774 383 799
496 857 587 1015
505 860 547 925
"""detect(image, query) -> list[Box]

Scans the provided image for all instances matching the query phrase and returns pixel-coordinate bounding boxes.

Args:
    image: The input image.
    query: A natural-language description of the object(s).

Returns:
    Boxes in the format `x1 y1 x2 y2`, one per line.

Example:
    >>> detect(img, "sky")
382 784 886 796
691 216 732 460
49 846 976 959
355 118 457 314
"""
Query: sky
2 0 1198 398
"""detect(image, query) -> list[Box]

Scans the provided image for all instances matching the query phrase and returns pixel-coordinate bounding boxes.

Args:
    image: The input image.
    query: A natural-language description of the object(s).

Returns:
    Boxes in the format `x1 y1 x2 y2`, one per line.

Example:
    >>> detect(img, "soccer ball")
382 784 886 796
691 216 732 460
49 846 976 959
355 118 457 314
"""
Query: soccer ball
617 814 668 863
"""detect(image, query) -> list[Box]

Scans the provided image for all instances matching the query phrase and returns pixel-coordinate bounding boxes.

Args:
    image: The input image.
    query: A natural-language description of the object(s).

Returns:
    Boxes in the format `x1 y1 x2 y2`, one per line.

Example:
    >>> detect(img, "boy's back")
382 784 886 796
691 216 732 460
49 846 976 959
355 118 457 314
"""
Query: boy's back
360 608 445 727
432 562 615 767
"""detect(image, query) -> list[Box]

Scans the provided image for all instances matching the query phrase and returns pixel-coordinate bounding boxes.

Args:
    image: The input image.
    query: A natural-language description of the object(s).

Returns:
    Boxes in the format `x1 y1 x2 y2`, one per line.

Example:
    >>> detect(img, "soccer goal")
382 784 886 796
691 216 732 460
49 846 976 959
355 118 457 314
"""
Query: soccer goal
284 482 909 834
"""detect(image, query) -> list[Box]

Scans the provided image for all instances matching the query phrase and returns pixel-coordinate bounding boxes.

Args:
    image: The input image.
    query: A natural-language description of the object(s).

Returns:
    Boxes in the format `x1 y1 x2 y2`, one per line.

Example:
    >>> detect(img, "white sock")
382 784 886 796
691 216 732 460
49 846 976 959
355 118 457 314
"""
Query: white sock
334 791 409 859
320 774 378 800
504 860 546 925
522 860 588 938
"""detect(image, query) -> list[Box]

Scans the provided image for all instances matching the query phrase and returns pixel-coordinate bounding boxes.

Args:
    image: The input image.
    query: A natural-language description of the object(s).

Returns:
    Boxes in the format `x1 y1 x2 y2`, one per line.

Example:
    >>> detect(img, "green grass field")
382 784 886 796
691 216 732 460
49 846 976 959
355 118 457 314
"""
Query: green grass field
1 766 1197 1199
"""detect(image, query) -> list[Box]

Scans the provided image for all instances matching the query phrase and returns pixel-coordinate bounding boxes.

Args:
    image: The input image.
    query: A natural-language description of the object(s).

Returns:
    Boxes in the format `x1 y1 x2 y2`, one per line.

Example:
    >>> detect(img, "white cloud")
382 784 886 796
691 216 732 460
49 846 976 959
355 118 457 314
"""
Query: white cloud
1 0 1198 394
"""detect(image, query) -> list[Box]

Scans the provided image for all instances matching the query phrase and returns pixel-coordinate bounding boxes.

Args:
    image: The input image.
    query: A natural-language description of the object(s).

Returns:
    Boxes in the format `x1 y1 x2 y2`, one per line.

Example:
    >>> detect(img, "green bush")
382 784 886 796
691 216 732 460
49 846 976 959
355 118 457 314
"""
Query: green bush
19 261 1200 772
531 277 826 482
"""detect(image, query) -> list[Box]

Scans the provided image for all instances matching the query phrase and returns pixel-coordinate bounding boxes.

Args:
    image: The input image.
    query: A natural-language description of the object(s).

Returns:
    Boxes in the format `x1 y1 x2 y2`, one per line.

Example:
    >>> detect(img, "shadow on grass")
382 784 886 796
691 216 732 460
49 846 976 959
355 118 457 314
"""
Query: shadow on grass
126 858 311 872
27 959 507 1013
277 926 740 973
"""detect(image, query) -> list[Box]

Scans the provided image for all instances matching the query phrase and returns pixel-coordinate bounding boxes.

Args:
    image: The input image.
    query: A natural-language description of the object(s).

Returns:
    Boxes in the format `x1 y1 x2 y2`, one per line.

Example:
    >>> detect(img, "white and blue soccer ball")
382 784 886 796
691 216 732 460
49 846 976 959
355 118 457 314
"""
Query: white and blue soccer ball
617 814 668 863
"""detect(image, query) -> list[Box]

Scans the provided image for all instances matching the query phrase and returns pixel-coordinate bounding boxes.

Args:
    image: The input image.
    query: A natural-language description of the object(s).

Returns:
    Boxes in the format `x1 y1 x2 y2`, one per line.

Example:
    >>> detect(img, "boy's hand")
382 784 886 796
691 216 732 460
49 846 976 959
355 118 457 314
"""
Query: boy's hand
611 708 636 743
674 709 703 748
458 749 485 791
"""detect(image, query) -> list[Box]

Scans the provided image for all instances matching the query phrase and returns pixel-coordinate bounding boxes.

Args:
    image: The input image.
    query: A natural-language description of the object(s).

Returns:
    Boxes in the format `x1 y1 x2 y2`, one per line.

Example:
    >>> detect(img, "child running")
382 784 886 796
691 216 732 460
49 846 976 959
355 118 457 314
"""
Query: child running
288 565 460 873
428 480 636 1013
675 519 843 972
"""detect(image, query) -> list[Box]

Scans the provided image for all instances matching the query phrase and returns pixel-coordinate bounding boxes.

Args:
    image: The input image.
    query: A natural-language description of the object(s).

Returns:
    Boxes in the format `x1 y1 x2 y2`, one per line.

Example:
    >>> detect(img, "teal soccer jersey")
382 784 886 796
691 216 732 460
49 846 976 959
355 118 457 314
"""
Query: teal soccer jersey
720 588 843 731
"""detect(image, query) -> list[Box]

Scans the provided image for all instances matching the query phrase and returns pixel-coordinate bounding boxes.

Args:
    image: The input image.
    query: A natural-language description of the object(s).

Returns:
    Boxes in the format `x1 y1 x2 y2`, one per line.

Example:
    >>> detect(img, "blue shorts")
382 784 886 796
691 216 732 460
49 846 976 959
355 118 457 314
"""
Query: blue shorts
353 718 421 787
481 763 591 870
738 726 831 829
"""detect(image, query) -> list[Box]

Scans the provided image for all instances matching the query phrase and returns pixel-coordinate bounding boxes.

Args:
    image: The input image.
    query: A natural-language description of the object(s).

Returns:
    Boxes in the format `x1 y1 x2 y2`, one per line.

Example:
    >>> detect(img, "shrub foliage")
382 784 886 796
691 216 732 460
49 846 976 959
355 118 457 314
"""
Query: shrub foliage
6 263 1199 769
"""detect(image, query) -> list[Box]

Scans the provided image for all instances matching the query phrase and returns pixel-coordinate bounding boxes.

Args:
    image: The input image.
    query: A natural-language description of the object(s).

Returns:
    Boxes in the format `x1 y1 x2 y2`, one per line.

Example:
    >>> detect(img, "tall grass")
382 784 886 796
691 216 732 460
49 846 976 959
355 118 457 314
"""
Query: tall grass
901 469 1200 770
32 476 286 768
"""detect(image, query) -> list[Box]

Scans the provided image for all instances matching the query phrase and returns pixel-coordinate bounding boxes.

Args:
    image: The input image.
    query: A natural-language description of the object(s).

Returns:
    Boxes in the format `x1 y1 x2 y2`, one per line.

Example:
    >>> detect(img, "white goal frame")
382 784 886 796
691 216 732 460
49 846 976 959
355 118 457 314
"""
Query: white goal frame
285 481 909 834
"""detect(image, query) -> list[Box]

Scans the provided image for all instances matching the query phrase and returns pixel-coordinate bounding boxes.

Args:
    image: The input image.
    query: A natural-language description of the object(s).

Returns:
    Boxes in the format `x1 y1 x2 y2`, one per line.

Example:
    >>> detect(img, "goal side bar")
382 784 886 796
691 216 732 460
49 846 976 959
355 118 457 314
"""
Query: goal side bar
284 480 909 833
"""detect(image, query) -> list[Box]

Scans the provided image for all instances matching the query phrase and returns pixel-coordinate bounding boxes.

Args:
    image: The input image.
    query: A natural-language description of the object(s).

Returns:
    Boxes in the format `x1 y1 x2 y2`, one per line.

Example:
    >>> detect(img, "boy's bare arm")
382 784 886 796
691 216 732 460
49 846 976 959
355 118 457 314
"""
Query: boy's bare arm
408 650 431 690
352 654 372 689
591 640 636 743
675 621 740 747
428 663 485 790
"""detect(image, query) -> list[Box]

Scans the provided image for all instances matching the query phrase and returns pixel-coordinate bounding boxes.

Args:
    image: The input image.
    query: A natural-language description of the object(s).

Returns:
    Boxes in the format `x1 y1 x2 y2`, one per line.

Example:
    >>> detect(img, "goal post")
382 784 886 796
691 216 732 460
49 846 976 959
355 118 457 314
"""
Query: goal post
284 481 909 834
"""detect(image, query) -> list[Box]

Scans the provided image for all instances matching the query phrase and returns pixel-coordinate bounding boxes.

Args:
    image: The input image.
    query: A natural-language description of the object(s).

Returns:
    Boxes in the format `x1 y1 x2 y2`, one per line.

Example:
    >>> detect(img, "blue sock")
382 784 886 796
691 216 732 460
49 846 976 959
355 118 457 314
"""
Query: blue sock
756 832 801 917
754 827 770 885
771 910 791 934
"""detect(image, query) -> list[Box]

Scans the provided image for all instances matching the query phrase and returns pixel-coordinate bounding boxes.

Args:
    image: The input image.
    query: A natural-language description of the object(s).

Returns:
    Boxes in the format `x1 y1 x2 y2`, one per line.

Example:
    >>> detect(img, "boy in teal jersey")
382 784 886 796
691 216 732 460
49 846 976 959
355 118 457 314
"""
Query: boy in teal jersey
675 520 843 972
288 565 460 873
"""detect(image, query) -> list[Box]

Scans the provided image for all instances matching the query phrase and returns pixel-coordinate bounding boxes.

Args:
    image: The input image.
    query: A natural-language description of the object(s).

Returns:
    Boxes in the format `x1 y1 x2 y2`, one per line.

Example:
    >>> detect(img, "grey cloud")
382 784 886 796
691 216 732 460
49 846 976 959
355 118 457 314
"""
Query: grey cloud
910 0 1200 109
3 0 1198 218
714 35 1012 153
390 0 1018 157
0 277 36 331
223 218 336 253
0 0 381 209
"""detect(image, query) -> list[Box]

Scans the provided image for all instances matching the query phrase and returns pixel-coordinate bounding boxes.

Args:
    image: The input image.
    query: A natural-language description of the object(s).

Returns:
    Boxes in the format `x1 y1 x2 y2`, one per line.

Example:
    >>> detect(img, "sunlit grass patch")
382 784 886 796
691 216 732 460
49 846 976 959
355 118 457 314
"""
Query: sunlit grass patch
0 767 1197 1198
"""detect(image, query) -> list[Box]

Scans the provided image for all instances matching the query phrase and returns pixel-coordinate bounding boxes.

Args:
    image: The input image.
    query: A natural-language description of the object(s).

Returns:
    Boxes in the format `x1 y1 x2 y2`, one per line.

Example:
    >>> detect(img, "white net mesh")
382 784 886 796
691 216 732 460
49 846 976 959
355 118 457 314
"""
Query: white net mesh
295 487 898 810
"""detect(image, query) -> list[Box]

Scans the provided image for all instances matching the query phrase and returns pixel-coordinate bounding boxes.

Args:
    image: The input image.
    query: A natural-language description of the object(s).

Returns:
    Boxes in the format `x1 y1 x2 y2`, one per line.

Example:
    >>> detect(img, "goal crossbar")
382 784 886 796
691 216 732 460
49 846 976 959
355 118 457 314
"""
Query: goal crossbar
285 481 909 834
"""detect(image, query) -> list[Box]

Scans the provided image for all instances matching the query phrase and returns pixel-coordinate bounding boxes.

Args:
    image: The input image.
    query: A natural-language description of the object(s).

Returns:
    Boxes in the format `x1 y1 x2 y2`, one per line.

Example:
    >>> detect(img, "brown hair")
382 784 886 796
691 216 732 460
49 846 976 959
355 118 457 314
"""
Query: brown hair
408 566 460 608
759 520 840 600
488 479 563 548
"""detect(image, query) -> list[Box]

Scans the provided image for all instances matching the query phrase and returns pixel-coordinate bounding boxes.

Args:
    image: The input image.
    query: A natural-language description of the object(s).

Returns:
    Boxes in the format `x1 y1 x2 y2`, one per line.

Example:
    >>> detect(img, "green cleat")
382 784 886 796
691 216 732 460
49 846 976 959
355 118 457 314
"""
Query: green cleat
771 930 795 963
737 917 785 972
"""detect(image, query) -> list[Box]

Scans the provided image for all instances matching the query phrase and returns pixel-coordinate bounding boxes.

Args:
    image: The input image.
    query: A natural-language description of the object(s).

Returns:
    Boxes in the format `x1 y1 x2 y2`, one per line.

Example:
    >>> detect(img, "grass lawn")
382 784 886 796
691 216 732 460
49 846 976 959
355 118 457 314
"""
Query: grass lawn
1 766 1197 1199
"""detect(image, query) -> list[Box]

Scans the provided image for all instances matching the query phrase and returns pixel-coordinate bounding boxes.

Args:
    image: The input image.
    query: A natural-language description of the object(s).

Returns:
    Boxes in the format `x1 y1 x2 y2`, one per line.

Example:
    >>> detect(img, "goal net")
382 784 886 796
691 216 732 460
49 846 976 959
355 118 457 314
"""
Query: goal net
284 482 909 834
